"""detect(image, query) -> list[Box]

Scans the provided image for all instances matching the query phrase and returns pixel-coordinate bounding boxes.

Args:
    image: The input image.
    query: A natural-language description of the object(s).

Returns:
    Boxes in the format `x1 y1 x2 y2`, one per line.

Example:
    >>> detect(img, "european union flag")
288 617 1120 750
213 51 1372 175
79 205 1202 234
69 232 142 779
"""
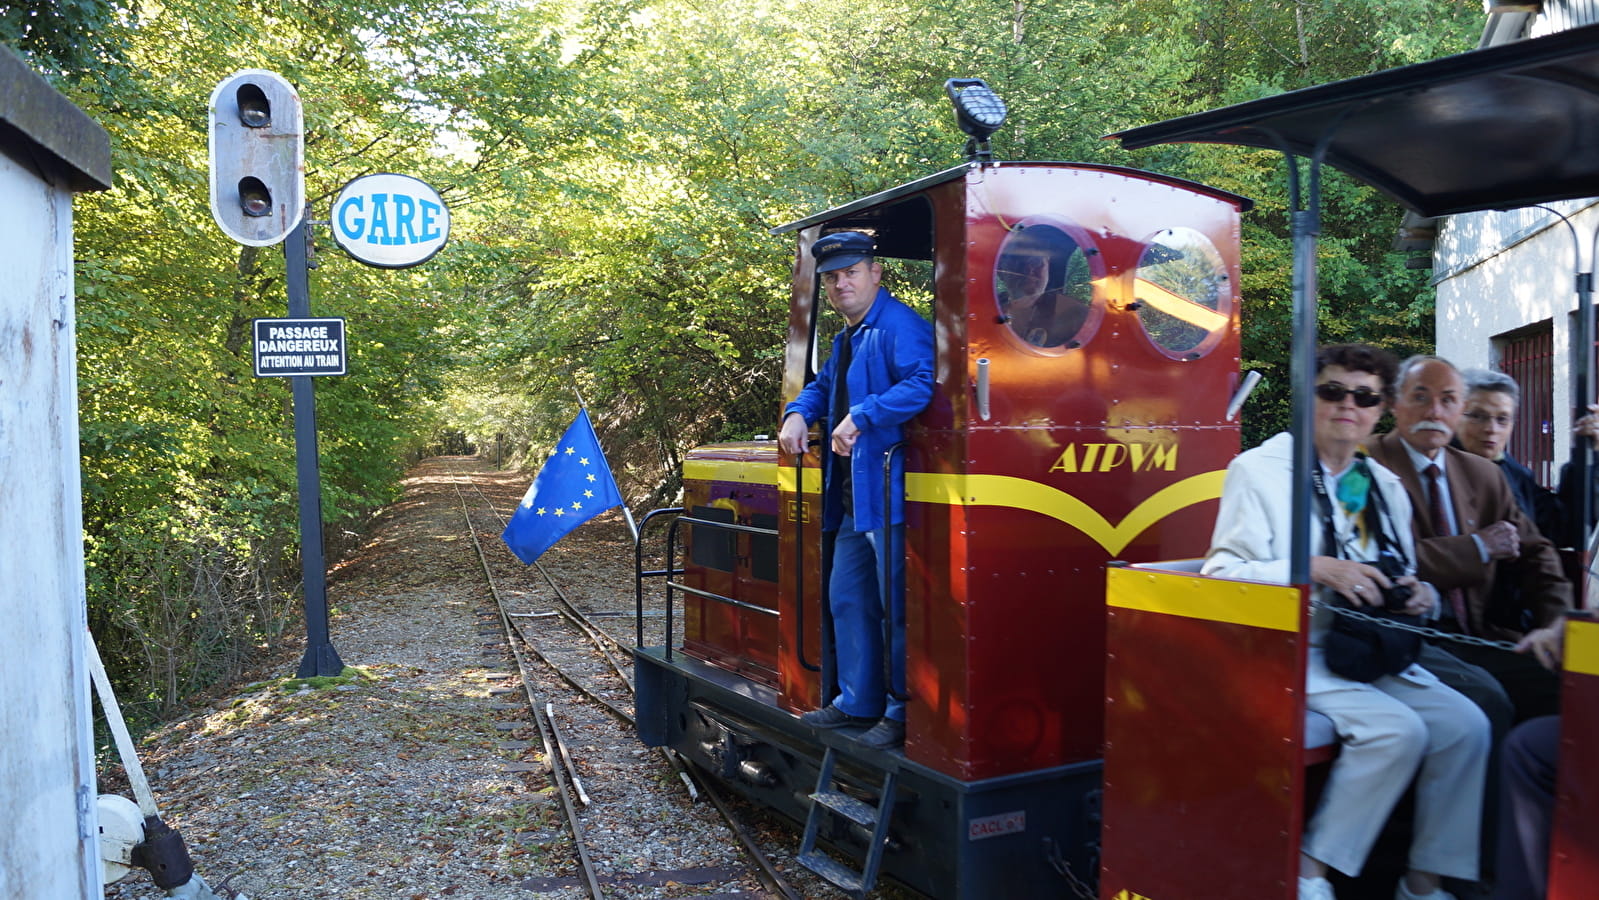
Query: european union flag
501 409 624 564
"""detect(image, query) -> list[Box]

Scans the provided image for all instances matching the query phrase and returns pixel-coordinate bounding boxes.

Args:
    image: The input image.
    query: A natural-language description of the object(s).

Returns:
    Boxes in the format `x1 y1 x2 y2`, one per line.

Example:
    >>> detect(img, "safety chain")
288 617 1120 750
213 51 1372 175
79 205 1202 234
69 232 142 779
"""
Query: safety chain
1311 598 1521 652
1042 837 1099 900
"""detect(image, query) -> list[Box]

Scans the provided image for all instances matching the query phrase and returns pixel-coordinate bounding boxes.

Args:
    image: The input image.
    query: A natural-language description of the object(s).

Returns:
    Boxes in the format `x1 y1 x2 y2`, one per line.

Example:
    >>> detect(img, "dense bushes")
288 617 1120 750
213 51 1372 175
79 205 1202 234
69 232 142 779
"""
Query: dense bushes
6 0 1480 716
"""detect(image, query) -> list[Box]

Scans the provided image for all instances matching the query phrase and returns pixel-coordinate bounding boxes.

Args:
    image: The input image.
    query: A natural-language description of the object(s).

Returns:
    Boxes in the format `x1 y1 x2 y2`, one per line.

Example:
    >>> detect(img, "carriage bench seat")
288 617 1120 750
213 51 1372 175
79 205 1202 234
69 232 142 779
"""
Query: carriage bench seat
1305 710 1337 765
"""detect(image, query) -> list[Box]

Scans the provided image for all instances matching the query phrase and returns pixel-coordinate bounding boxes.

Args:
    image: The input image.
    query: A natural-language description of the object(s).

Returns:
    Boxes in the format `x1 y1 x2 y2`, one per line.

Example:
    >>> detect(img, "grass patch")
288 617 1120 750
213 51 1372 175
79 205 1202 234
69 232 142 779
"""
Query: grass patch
277 666 376 693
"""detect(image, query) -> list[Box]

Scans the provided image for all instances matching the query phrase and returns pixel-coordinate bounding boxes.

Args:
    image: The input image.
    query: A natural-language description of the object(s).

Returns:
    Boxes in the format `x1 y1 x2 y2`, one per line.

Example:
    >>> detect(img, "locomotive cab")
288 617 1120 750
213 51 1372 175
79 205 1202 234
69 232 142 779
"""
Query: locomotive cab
637 158 1250 898
773 161 1250 777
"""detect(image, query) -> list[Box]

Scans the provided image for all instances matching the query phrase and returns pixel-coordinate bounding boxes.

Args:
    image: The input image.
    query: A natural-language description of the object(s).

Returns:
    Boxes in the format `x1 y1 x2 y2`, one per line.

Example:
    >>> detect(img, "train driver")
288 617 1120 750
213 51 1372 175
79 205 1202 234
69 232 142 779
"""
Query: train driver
995 230 1091 348
777 230 935 751
1202 343 1490 900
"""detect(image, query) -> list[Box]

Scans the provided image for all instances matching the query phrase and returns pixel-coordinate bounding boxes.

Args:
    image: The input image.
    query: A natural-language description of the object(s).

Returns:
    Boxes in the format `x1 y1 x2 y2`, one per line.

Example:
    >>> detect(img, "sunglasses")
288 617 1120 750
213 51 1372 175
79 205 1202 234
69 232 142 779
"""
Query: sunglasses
1314 381 1385 408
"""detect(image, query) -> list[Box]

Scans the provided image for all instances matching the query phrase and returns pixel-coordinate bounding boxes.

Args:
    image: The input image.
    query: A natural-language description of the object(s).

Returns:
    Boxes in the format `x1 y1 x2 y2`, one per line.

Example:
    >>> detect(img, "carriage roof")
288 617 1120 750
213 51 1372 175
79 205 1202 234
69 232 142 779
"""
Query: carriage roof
1109 21 1599 218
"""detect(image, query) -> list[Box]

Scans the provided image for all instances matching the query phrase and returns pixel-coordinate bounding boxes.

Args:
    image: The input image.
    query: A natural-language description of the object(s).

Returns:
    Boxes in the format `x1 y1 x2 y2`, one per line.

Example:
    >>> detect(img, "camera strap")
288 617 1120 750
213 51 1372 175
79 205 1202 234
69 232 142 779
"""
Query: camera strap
1309 453 1408 569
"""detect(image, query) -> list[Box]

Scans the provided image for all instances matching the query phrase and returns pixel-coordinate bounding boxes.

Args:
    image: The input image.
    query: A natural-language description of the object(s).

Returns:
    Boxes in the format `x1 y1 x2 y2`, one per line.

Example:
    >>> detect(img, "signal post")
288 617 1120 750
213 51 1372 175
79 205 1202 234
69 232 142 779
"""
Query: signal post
207 70 451 677
208 70 342 677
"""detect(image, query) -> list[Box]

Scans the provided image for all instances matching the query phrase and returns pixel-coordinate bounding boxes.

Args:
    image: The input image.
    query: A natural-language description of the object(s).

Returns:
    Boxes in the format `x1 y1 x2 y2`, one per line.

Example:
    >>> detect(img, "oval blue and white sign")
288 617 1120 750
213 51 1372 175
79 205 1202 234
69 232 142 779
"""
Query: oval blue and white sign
331 173 450 268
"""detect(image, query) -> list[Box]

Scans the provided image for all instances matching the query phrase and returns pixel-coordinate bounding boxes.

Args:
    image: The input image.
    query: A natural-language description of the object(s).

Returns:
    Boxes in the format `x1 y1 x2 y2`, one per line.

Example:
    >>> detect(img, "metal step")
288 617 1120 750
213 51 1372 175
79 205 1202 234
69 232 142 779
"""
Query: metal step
797 849 865 895
811 789 878 828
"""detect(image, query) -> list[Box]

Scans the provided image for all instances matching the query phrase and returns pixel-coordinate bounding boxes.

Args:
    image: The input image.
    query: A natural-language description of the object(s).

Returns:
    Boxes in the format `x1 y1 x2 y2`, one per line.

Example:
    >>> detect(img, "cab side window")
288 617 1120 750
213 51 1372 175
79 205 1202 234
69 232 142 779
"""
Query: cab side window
994 222 1100 350
1133 227 1231 360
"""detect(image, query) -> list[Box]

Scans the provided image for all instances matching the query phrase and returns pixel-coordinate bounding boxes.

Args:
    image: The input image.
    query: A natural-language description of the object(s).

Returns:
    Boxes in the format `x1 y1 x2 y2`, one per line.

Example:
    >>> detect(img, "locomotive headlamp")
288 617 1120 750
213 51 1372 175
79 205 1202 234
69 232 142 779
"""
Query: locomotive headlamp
946 78 1007 163
946 78 1007 141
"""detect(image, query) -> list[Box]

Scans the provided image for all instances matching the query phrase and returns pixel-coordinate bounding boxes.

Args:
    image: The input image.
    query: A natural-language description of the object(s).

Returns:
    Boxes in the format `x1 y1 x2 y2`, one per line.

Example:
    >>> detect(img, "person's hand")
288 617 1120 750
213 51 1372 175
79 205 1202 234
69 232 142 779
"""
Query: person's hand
1310 555 1391 607
1515 623 1565 671
831 413 861 456
1394 575 1436 616
778 413 810 456
1577 402 1599 452
1475 520 1520 560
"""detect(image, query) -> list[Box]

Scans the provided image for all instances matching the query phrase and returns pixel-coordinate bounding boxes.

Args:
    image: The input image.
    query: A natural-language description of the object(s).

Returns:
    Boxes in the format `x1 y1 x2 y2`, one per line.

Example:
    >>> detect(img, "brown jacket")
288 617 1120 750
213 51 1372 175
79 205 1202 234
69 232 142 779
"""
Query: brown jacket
1365 431 1571 641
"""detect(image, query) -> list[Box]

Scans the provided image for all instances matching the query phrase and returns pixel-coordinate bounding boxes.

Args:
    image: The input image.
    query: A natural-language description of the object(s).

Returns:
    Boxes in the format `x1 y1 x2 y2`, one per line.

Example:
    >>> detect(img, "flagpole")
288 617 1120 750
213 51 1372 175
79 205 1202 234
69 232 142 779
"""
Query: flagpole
618 504 639 543
570 384 638 543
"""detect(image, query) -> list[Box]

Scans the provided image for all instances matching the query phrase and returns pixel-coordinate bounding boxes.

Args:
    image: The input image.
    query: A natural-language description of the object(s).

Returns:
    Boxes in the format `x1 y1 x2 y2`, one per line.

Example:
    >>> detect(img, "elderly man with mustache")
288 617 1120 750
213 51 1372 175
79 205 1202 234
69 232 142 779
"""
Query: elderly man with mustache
1368 357 1569 719
1366 356 1572 894
1366 356 1570 731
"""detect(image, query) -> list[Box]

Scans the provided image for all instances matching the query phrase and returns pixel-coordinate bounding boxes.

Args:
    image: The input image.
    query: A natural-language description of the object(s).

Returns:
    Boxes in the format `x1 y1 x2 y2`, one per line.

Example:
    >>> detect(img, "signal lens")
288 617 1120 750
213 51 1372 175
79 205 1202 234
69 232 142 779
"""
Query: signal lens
236 83 271 128
239 177 273 217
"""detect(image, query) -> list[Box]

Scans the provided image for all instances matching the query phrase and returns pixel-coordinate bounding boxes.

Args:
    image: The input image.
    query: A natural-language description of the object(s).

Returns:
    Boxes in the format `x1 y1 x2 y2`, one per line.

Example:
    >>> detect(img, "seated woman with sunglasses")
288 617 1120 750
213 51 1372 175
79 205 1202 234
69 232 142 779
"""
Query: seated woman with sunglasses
1203 344 1490 900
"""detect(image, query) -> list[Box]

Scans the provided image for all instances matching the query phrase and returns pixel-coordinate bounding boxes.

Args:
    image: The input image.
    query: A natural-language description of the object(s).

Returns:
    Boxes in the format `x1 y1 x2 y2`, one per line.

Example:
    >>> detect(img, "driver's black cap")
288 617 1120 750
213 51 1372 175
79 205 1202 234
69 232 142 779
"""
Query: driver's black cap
811 231 876 273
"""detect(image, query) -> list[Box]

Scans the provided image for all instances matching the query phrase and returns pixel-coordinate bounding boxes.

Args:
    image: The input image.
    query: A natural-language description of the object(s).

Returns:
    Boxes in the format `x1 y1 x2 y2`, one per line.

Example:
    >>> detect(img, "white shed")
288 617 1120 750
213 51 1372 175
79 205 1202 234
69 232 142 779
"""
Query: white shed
0 45 112 897
1434 2 1599 486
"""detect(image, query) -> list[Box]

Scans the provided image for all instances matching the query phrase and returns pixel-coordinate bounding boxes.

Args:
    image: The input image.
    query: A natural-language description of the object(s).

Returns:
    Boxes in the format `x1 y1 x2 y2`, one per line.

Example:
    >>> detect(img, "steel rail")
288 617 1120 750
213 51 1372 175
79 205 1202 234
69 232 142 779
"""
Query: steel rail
452 465 802 900
466 480 638 665
463 479 700 802
451 478 606 900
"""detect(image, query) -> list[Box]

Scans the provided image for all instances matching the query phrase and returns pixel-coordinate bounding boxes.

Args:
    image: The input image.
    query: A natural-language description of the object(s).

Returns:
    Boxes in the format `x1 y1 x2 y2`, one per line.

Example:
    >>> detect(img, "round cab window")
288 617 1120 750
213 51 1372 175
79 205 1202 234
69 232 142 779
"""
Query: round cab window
1133 227 1231 359
994 223 1099 351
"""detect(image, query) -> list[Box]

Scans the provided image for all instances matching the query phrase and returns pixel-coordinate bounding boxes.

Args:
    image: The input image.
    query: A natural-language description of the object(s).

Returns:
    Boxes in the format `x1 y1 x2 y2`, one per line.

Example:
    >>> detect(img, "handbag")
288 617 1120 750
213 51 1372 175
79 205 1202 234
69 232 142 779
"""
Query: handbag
1322 604 1422 682
1313 457 1423 683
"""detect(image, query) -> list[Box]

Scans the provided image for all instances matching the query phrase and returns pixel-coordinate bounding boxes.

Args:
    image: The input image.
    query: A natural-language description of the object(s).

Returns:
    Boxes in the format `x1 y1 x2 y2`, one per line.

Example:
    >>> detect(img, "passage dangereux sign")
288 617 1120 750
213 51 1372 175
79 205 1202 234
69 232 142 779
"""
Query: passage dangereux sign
330 173 451 268
252 317 346 377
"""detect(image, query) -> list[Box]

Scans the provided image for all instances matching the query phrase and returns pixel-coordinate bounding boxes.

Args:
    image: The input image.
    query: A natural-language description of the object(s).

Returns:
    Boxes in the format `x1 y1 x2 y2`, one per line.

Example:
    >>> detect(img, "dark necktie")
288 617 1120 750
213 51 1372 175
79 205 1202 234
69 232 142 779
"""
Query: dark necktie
1423 463 1472 634
831 326 857 515
831 326 854 430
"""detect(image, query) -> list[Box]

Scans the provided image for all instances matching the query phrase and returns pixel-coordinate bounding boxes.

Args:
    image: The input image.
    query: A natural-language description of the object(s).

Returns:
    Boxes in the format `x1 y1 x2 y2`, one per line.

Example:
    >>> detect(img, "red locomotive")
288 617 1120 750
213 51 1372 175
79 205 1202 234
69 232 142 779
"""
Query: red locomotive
636 27 1599 900
636 147 1248 897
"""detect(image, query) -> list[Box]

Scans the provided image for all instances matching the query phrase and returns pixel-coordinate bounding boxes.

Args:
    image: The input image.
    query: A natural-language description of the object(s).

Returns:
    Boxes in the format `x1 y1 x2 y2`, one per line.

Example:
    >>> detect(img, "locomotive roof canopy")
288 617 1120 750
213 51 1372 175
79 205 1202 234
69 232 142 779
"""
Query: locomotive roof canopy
771 162 1253 261
1108 21 1599 219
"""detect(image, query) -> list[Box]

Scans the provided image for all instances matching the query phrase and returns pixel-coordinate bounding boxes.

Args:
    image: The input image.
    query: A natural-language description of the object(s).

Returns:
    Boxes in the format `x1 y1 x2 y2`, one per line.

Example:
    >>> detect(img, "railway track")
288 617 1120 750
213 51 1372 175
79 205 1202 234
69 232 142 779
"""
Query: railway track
445 463 807 900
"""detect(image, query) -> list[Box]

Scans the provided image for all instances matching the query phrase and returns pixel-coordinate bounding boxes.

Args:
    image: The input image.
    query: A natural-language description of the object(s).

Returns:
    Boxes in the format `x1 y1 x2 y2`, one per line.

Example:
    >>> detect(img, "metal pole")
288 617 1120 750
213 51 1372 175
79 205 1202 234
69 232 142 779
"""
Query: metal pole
1574 268 1593 556
1530 205 1596 560
618 504 639 543
286 208 345 677
1287 154 1320 587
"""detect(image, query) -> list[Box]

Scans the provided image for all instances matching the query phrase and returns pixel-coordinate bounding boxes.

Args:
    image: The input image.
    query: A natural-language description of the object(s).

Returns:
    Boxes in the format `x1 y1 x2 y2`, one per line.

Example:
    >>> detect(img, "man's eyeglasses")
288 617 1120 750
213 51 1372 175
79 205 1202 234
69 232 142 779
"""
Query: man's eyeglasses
1314 381 1385 408
1462 411 1513 428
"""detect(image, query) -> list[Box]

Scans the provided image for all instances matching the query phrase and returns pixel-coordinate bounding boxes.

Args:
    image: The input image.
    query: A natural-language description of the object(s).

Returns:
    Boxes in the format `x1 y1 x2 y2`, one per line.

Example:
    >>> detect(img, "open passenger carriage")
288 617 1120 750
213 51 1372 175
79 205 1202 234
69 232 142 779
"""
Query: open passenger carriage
634 22 1599 900
1102 21 1599 900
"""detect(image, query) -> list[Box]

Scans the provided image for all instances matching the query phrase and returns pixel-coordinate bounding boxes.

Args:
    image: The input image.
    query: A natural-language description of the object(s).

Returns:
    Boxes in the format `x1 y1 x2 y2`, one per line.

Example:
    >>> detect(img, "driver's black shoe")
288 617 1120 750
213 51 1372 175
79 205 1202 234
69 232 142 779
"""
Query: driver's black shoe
801 705 874 729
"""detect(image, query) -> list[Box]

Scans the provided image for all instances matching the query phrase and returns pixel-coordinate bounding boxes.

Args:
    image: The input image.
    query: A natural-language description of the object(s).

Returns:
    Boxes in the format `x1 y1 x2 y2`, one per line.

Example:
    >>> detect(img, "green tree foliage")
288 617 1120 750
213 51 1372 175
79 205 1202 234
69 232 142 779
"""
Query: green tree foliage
1100 0 1481 441
53 0 572 713
0 0 126 81
9 0 1485 712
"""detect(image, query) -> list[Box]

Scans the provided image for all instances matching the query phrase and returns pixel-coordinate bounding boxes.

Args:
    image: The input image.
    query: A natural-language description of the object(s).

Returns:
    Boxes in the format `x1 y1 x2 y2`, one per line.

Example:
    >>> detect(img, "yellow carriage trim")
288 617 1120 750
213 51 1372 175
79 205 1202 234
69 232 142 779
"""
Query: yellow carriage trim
1565 618 1599 677
681 457 825 494
1107 566 1301 632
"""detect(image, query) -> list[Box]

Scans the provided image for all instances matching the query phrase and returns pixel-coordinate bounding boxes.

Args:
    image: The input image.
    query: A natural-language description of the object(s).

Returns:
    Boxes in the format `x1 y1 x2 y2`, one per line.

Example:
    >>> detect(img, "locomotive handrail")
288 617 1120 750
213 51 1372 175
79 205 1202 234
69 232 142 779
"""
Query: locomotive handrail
790 443 820 673
634 506 685 649
658 513 784 662
882 440 910 704
665 578 782 615
673 516 782 538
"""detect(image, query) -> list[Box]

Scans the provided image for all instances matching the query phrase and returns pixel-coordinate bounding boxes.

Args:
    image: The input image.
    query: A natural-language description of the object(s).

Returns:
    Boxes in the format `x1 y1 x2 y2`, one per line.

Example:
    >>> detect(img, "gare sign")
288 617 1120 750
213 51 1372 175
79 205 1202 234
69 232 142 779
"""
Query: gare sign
330 173 450 268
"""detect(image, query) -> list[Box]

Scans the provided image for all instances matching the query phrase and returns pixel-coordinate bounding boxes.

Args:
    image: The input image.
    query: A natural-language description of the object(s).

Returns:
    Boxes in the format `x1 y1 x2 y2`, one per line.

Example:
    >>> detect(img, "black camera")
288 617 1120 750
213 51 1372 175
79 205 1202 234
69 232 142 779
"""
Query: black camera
1371 550 1413 612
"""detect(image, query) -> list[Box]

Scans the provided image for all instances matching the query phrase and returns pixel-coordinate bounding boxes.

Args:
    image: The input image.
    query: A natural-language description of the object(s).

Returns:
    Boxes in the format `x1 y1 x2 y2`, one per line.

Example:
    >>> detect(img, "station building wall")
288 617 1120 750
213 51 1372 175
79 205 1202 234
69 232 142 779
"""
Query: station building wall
1434 201 1599 482
0 47 111 898
1433 1 1599 484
